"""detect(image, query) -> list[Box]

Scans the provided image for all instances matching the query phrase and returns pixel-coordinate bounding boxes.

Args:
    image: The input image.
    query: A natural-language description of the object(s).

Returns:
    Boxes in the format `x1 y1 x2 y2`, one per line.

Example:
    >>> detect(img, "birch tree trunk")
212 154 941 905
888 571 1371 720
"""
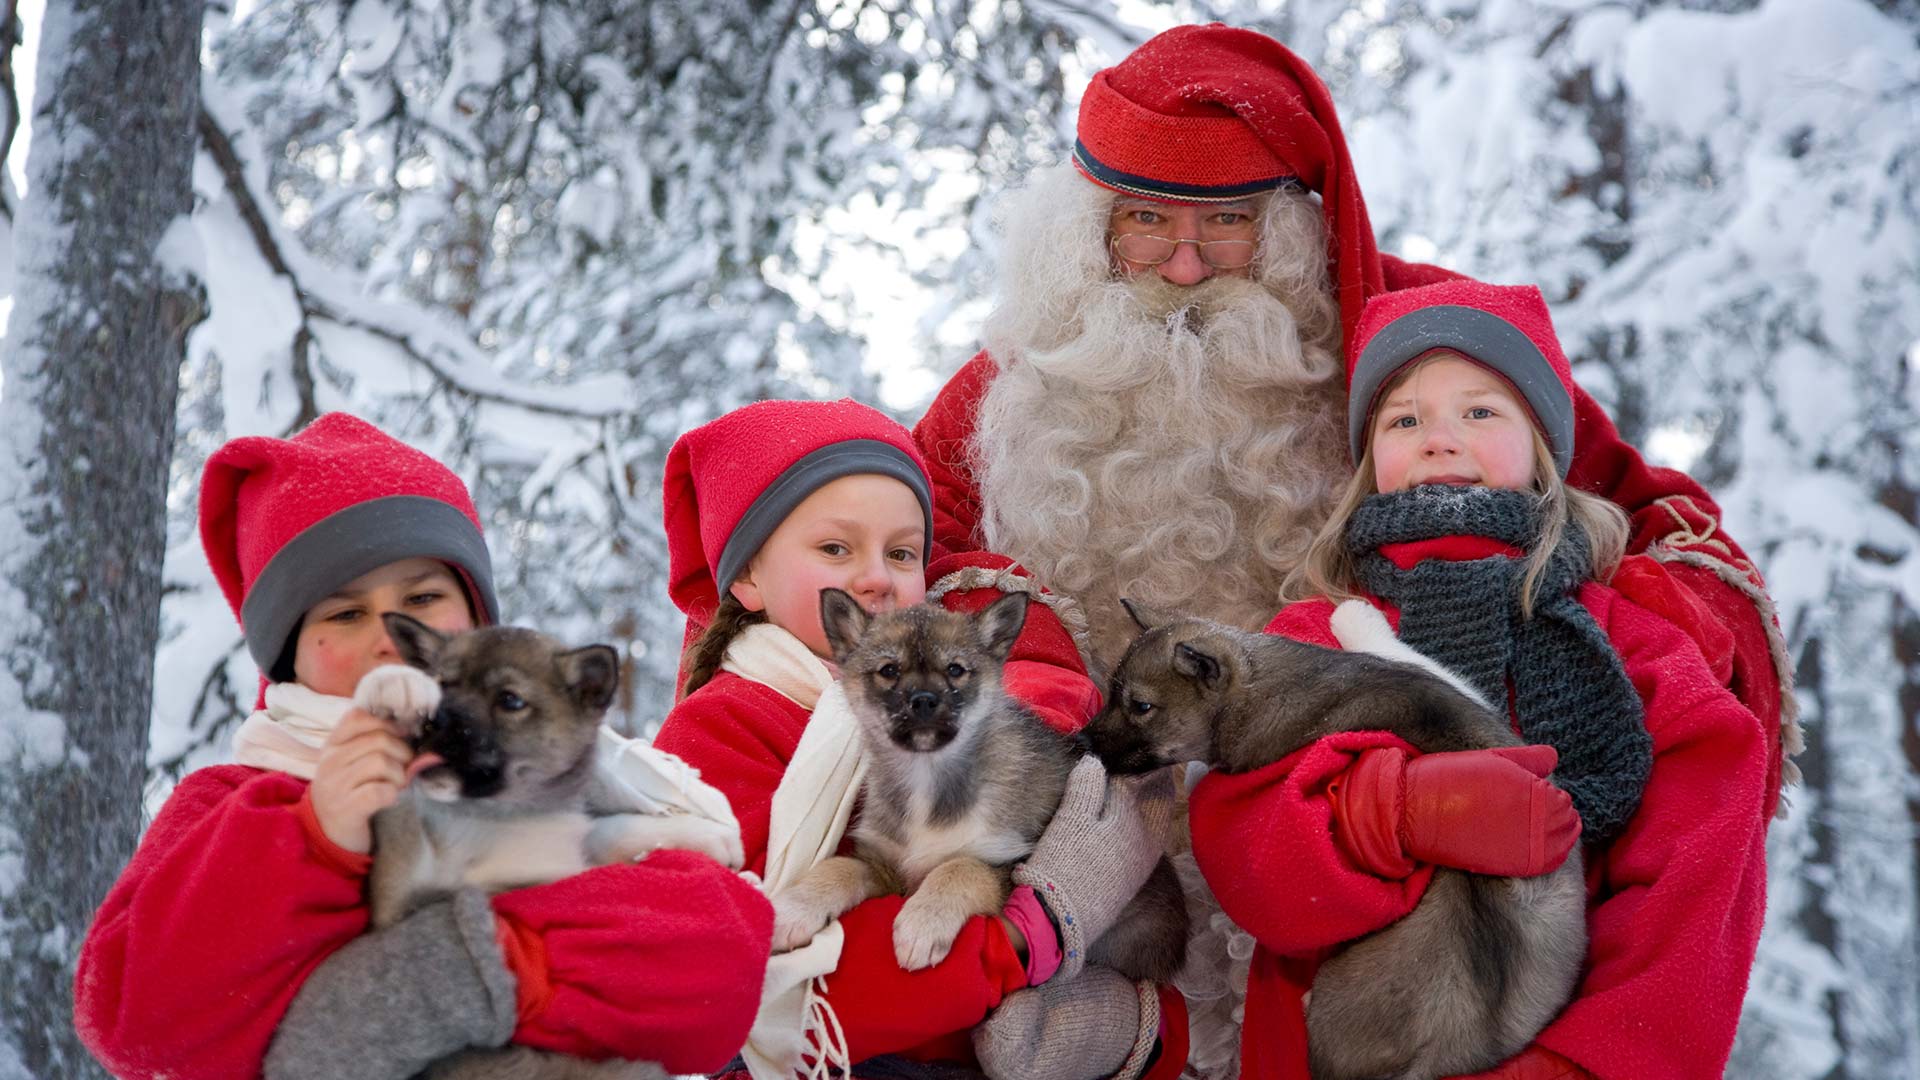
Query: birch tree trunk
0 1 205 1075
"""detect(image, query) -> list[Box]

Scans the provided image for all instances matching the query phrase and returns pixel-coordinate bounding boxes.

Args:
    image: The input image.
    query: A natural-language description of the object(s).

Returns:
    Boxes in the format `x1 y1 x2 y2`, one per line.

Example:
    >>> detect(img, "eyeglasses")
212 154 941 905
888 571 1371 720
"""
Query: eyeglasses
1110 234 1257 270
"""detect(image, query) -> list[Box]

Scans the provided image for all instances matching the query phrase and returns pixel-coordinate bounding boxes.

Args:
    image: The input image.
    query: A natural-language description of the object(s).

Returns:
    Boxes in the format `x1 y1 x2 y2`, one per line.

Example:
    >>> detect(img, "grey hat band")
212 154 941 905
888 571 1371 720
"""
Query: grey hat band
240 495 499 670
1348 304 1575 477
715 440 934 596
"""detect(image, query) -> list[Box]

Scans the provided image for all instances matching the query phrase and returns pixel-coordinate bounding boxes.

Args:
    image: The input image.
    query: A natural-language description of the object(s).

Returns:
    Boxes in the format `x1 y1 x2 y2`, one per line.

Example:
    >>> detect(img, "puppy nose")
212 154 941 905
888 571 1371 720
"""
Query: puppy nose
908 690 940 721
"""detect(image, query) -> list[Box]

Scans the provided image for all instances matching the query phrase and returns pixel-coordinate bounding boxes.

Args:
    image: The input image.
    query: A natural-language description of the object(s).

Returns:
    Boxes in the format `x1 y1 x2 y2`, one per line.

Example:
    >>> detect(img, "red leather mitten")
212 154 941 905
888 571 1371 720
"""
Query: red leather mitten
1448 1045 1598 1079
491 854 773 1072
1329 746 1580 879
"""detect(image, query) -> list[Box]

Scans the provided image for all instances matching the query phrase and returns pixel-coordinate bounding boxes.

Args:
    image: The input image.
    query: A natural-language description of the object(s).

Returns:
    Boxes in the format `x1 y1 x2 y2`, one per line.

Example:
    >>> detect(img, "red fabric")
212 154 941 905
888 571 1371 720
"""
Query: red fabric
73 764 771 1079
1075 24 1384 346
1453 1045 1598 1080
662 398 931 625
1346 280 1577 463
1190 581 1769 1078
1611 555 1735 685
651 672 1030 1073
495 911 553 1024
199 412 489 627
492 855 773 1070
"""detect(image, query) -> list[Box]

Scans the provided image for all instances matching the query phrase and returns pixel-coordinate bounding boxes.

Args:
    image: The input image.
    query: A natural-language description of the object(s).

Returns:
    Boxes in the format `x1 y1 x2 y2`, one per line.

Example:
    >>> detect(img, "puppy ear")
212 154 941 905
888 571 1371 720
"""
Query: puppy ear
1173 640 1230 691
818 588 870 663
975 592 1030 661
560 644 621 712
1121 599 1169 633
382 613 448 670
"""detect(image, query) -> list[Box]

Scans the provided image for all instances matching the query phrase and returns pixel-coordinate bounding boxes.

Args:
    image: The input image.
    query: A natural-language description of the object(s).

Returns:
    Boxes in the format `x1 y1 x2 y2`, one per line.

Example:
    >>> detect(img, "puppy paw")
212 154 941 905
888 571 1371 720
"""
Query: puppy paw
1329 599 1398 655
770 892 832 954
353 664 442 733
589 813 745 870
892 893 968 971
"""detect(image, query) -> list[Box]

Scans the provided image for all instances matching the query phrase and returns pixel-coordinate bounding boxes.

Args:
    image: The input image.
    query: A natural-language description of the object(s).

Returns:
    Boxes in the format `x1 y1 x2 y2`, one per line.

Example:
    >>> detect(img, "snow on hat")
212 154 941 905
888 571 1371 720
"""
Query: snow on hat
663 399 934 623
1072 23 1385 345
199 412 499 673
1347 280 1578 477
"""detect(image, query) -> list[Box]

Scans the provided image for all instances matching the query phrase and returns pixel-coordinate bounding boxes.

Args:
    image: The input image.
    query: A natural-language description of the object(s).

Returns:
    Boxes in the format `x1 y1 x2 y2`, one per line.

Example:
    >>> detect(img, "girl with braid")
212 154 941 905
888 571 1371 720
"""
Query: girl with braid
1186 280 1768 1079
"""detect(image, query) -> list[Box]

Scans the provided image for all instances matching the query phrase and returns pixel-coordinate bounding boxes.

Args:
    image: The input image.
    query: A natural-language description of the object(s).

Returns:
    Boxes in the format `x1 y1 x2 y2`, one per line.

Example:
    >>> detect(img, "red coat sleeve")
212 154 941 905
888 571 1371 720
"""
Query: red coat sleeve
1188 599 1435 955
652 674 1028 1065
652 675 810 874
913 352 997 560
1519 588 1767 1080
73 766 372 1080
501 852 775 1071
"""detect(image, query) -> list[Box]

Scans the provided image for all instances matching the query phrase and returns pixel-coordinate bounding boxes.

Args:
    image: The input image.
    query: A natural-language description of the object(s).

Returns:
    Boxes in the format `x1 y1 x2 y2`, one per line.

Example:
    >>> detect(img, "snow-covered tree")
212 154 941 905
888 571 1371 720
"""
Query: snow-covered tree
150 0 1151 787
0 1 205 1075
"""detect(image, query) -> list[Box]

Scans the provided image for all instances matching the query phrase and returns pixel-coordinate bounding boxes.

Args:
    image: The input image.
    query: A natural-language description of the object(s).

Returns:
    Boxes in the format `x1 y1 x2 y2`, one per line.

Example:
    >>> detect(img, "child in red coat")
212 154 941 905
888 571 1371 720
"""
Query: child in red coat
1186 281 1769 1079
649 398 1189 1080
72 412 773 1080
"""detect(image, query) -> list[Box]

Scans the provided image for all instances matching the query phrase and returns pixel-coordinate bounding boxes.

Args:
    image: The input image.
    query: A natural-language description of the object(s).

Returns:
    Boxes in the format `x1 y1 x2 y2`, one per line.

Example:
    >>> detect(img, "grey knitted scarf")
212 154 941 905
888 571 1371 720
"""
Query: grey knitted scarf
1347 485 1652 842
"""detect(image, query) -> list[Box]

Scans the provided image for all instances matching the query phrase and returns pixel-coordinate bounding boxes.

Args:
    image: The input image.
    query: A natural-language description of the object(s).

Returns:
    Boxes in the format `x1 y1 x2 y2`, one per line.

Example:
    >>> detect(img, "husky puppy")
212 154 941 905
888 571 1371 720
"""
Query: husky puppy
768 589 1187 982
356 613 739 930
1083 601 1587 1080
350 614 742 1080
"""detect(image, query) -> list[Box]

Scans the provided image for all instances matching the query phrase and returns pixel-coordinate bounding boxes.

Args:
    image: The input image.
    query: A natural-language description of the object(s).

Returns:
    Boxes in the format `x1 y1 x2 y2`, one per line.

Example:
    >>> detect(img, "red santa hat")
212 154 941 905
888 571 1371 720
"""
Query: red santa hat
663 399 933 624
1347 280 1578 477
1073 23 1385 346
199 412 499 675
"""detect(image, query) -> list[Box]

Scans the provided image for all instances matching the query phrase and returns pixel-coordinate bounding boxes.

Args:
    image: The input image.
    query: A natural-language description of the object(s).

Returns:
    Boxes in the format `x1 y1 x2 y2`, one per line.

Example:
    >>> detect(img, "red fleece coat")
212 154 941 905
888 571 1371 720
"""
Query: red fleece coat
1186 540 1768 1079
654 553 1188 1079
73 764 772 1080
912 255 1792 818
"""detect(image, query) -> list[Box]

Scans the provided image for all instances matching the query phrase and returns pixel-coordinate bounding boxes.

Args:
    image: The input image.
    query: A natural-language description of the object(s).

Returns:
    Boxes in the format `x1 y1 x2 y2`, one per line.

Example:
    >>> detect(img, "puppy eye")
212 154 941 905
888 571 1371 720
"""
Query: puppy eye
496 690 527 711
420 714 444 737
877 662 900 680
946 662 966 679
1130 699 1155 715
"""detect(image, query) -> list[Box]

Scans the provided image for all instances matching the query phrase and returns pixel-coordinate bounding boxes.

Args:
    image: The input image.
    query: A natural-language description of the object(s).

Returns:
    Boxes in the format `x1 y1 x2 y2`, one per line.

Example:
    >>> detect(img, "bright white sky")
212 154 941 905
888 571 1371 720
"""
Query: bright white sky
8 0 42 197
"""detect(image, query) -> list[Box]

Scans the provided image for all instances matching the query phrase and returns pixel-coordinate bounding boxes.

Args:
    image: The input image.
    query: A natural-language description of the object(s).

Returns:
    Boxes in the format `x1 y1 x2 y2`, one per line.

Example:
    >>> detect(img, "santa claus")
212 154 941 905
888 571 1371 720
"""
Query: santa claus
916 22 1796 1080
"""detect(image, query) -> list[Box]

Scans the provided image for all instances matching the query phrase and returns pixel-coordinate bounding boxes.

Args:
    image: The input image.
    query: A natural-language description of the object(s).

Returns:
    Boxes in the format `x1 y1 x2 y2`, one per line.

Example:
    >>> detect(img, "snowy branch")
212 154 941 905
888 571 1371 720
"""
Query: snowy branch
197 106 629 424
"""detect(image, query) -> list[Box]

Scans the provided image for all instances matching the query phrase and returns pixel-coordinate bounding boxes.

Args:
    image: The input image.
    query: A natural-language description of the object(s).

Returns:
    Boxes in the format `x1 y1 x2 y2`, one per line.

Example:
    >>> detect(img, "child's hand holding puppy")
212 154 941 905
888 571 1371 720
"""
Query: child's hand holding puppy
307 708 413 854
1012 757 1178 982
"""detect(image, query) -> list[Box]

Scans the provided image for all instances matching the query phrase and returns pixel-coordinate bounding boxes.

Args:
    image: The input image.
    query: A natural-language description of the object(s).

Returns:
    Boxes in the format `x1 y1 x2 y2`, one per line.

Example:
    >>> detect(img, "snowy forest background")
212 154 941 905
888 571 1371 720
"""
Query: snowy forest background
1 0 1916 1077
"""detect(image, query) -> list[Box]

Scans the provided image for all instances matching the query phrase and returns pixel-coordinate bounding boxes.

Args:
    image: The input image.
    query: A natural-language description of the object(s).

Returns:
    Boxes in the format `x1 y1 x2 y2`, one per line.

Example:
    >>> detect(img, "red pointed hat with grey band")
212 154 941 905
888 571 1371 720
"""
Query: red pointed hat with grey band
1073 23 1385 346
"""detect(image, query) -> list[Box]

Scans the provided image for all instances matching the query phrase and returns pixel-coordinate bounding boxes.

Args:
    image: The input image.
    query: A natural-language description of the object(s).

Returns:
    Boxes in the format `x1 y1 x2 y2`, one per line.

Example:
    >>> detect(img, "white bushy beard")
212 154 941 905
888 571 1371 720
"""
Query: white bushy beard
973 164 1353 666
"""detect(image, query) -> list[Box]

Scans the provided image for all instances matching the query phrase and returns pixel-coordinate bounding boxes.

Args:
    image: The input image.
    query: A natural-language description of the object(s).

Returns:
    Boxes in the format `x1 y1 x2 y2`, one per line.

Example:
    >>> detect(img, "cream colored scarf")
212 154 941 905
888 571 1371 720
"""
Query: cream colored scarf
722 622 867 1080
230 680 742 849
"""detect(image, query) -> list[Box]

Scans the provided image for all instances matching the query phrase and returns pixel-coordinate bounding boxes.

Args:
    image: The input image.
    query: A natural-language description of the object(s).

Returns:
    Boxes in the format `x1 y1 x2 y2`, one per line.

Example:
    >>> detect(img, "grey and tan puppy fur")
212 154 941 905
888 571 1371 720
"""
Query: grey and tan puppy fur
1082 600 1587 1080
352 613 738 1080
768 589 1187 982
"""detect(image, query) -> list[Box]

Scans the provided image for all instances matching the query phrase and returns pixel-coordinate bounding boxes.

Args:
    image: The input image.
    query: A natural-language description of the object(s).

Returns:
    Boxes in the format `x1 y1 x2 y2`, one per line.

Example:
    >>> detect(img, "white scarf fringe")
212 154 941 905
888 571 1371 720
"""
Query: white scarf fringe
725 623 866 1080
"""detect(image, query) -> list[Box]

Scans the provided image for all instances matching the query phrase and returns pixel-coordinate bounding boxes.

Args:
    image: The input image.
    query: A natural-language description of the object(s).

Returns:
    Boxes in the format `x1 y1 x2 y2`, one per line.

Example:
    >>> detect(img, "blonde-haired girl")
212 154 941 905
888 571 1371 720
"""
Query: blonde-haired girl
1188 280 1768 1080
